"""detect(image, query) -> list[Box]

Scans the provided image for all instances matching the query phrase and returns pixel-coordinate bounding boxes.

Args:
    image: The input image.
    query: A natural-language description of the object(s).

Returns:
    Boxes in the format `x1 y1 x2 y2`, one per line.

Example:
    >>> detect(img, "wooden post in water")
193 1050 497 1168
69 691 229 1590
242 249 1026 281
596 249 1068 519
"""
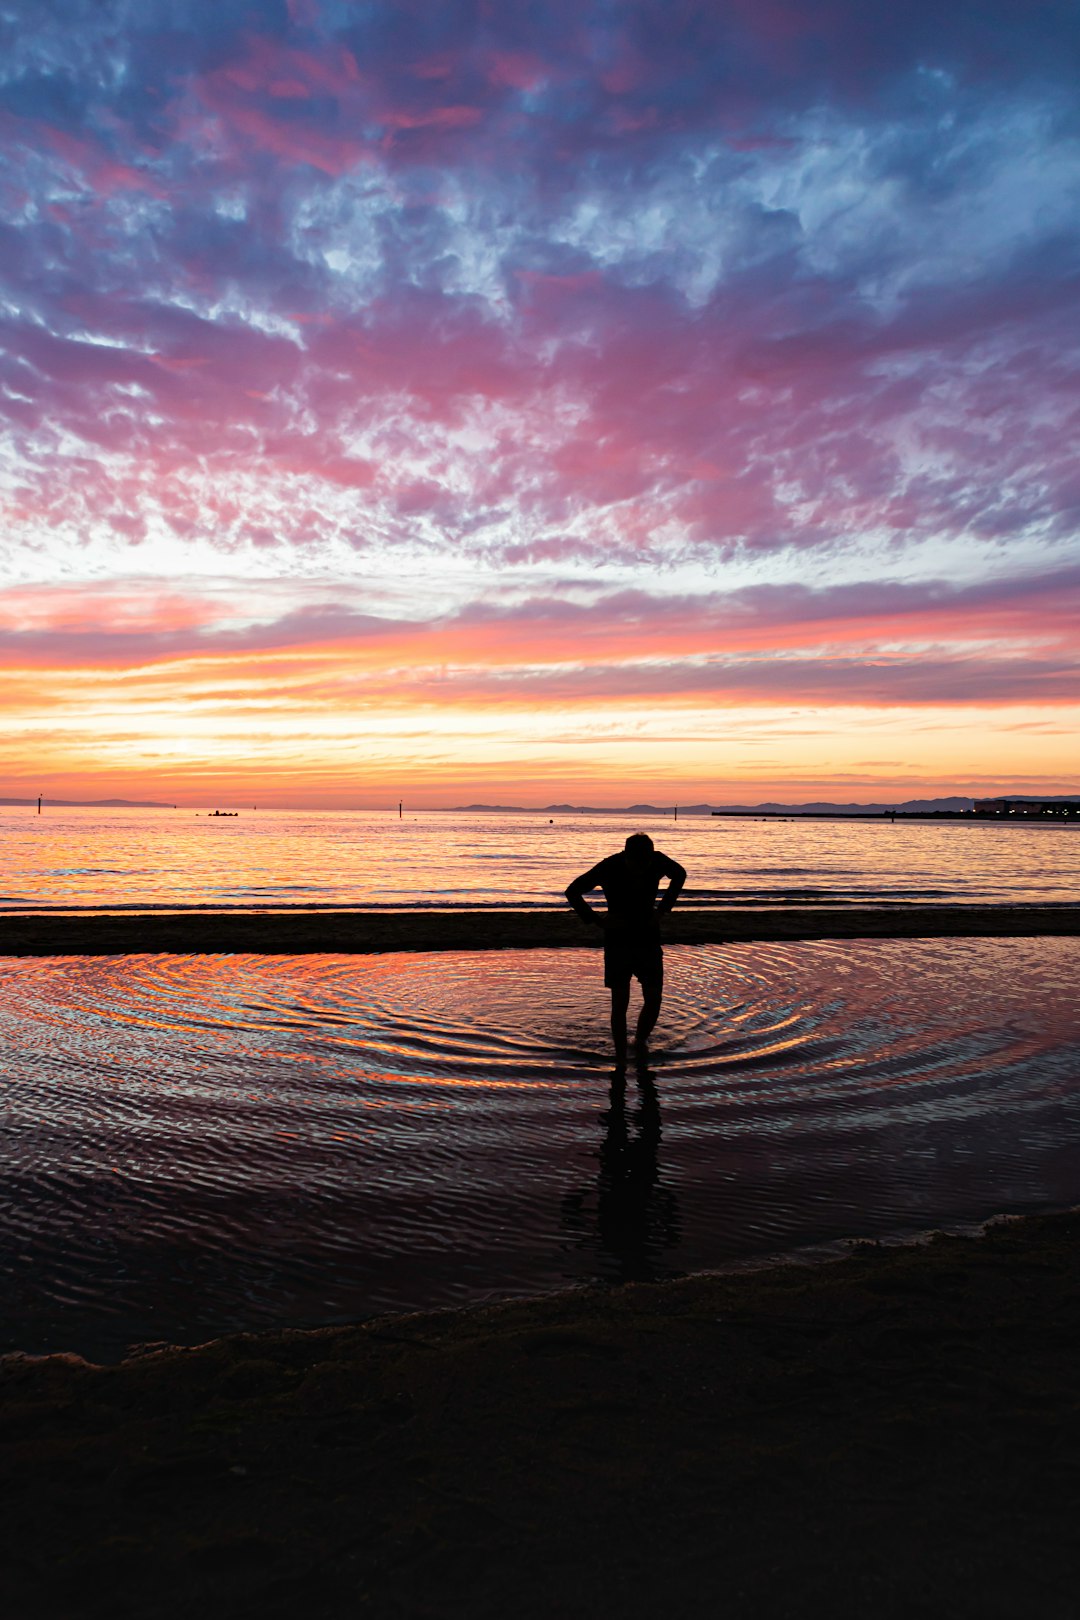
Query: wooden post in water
398 801 403 819
37 794 41 815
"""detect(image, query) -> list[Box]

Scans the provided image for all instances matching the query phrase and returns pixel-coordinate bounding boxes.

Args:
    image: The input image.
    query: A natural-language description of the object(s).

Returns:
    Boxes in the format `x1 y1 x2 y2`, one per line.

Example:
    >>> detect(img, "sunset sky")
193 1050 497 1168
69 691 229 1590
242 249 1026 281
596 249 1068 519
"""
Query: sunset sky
1 0 1078 806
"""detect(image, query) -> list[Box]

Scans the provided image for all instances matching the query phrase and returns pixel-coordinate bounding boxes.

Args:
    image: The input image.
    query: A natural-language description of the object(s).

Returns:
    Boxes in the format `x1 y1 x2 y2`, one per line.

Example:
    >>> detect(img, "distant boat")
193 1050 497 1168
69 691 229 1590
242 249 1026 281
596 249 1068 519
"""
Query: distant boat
207 810 239 817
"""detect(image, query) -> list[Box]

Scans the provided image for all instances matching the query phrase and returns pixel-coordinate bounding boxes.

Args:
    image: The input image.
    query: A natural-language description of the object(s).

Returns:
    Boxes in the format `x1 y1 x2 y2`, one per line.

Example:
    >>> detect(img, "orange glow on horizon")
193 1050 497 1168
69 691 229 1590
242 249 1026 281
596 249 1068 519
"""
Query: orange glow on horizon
1 572 1078 808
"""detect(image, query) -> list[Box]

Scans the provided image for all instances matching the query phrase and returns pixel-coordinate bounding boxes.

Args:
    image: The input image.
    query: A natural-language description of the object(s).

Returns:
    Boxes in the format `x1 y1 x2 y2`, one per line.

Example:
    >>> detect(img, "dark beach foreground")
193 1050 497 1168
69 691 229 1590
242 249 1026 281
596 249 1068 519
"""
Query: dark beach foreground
3 900 1080 954
3 1209 1078 1620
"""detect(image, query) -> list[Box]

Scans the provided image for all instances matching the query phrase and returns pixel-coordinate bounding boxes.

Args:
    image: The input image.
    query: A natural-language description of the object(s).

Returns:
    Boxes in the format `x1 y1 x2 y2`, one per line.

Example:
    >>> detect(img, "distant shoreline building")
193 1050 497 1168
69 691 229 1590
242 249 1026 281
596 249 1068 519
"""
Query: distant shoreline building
972 798 1080 819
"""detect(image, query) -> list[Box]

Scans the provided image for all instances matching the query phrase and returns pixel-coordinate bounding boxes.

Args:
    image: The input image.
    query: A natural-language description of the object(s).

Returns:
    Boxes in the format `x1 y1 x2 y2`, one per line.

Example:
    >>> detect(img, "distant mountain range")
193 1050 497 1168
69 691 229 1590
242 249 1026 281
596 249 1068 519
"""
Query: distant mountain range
451 795 1080 816
0 797 175 808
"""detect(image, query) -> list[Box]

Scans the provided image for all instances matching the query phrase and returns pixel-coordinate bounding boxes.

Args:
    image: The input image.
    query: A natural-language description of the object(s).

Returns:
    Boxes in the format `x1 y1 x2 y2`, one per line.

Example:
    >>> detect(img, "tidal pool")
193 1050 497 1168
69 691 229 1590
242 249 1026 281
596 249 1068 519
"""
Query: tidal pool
2 938 1078 1359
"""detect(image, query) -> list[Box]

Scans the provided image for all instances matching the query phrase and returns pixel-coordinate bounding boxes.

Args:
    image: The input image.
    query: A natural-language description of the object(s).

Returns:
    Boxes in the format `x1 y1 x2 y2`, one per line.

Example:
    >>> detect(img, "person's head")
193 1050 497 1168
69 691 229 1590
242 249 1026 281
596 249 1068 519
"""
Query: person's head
624 832 654 866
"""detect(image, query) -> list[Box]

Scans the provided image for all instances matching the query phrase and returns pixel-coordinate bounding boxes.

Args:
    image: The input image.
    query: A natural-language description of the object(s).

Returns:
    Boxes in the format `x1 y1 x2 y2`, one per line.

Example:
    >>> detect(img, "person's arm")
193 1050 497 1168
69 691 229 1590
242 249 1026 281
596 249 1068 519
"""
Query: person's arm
565 863 607 927
656 855 686 916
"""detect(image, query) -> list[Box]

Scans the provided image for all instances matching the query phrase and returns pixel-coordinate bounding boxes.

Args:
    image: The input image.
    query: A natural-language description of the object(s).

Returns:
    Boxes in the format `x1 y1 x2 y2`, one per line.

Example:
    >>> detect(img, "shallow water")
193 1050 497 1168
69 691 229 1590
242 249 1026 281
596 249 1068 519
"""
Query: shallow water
2 805 1079 911
2 939 1078 1359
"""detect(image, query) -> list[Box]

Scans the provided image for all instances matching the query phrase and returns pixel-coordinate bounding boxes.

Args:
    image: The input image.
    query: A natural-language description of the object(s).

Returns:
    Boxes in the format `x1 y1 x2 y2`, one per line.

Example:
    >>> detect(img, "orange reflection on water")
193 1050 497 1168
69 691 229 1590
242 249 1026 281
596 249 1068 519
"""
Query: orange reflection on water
1 938 1078 1360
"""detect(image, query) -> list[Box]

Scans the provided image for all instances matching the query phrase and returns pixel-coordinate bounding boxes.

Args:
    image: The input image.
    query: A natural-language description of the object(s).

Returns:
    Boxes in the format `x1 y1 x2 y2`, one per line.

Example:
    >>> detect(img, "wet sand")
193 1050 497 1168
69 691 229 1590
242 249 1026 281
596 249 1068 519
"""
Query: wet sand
2 901 1079 954
4 910 1077 1615
2 1208 1077 1619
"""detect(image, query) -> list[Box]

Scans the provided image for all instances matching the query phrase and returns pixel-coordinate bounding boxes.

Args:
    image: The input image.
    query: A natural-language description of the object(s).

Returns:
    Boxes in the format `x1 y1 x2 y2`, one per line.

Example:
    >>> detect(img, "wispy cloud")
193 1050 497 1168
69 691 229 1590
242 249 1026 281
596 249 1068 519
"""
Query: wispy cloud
1 2 1078 797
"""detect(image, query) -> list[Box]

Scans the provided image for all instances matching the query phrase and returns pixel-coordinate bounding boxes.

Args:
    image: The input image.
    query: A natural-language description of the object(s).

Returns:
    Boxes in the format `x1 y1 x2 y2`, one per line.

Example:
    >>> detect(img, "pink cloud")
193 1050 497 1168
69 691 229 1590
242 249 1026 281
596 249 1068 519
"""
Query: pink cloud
379 104 484 132
211 101 373 175
146 355 212 374
1 568 1076 702
486 51 548 92
191 33 483 172
410 52 459 81
216 39 362 100
279 455 378 489
43 127 166 197
599 47 645 96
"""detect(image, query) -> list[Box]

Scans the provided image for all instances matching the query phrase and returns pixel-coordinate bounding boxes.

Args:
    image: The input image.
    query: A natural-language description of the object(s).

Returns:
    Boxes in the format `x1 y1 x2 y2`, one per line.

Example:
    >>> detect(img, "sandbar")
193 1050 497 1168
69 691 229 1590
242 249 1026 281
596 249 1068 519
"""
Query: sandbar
2 901 1078 955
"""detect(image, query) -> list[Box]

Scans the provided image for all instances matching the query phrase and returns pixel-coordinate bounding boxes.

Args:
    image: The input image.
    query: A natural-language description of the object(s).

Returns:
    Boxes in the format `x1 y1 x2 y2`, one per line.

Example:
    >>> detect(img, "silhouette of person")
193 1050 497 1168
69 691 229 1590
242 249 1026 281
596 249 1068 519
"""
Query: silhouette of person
565 832 686 1065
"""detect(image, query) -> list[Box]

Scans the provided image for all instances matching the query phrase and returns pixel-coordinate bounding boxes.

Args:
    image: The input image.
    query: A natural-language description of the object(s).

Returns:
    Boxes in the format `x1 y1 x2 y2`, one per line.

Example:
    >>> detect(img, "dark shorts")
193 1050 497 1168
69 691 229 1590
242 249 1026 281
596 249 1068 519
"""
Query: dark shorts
603 931 664 990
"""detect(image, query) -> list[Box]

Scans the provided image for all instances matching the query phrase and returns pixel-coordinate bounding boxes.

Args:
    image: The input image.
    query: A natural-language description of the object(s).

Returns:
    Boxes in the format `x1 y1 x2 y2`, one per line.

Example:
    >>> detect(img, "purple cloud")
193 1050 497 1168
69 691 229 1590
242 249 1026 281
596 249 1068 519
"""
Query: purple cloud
0 0 1078 768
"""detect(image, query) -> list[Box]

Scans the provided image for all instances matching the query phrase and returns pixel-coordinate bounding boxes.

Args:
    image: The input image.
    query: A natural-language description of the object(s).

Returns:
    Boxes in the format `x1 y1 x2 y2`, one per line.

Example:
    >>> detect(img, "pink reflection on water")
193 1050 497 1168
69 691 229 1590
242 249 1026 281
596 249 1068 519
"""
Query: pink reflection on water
0 937 1077 1359
2 805 1080 911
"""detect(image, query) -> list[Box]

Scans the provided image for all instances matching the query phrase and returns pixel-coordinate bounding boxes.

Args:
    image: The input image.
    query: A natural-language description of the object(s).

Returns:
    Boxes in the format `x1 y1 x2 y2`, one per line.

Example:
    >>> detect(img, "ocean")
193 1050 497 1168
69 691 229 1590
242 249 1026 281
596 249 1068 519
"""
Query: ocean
2 804 1079 911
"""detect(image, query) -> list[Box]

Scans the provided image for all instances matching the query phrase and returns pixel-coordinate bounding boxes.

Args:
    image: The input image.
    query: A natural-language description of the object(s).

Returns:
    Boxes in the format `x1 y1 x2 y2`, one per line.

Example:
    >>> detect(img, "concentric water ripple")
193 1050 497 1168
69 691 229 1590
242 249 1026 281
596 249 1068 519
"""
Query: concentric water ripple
2 939 1079 1359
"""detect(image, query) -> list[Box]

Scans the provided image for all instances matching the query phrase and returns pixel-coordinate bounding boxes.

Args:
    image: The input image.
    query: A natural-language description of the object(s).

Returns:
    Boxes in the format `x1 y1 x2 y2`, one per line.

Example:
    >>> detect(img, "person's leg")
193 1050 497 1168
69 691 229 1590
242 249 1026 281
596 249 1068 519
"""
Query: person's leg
635 978 663 1048
609 982 630 1067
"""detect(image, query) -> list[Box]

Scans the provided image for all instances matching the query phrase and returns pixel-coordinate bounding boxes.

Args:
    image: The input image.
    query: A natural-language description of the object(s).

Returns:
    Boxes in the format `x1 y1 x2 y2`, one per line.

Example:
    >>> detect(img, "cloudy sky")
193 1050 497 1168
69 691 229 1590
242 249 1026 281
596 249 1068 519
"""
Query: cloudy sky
1 0 1078 805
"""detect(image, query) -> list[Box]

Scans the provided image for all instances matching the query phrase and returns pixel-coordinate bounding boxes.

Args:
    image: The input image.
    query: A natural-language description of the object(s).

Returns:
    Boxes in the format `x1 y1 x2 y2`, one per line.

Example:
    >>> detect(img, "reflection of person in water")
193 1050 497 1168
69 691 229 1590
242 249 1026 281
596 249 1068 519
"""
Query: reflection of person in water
565 832 686 1066
561 1062 680 1283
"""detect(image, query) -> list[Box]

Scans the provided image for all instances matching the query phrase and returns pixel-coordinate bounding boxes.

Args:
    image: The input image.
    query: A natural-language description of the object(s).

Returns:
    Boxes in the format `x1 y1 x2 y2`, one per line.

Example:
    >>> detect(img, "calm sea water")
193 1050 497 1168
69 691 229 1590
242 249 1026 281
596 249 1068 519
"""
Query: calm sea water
1 806 1079 911
3 938 1078 1360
